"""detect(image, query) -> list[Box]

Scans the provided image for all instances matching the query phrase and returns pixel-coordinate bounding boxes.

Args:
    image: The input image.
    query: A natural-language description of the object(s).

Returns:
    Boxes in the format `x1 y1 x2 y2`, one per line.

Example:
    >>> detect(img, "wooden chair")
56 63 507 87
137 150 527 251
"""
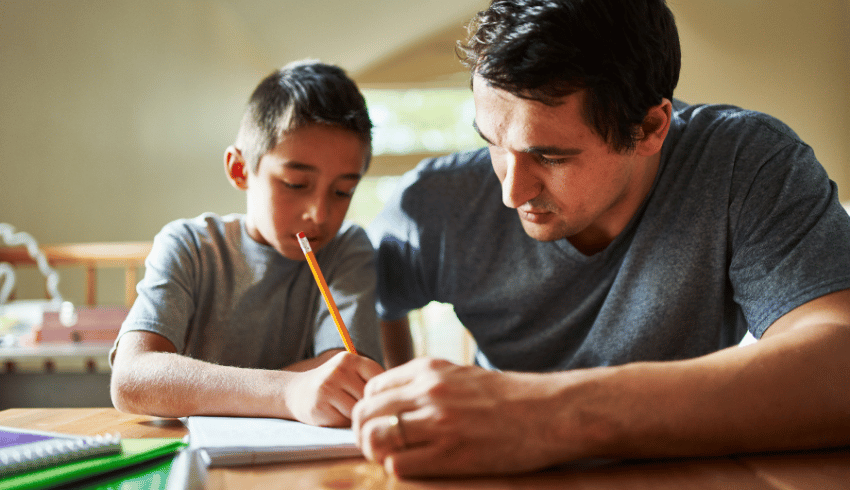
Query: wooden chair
0 242 152 308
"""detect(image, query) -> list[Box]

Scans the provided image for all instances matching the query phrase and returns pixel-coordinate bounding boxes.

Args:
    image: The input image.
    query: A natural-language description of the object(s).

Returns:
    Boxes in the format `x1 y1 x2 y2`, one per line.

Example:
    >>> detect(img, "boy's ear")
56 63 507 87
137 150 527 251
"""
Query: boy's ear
634 98 672 157
224 145 248 190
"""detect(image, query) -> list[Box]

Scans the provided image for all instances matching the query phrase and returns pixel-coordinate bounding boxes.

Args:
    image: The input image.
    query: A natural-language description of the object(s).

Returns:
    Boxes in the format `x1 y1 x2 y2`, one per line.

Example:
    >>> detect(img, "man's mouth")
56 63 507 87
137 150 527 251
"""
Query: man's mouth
518 207 553 223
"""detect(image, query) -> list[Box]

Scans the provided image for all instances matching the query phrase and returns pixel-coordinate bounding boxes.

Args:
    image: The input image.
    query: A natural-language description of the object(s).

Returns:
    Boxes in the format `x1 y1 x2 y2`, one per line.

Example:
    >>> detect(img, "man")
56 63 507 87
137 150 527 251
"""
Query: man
353 0 850 478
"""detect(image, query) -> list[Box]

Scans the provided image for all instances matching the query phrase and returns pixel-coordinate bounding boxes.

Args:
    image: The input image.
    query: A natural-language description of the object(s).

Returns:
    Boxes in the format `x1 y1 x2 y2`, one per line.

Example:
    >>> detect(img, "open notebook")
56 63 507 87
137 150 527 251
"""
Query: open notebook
186 416 360 467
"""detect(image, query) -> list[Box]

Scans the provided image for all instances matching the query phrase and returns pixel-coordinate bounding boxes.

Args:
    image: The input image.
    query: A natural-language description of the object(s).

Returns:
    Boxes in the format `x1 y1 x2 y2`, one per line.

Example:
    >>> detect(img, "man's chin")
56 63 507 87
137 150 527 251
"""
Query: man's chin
519 221 569 242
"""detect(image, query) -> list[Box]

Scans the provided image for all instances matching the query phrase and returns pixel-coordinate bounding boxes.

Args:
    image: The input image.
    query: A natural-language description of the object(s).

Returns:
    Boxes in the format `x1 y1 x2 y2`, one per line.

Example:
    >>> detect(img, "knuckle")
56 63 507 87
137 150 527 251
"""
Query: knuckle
428 405 453 426
421 374 450 400
422 357 448 370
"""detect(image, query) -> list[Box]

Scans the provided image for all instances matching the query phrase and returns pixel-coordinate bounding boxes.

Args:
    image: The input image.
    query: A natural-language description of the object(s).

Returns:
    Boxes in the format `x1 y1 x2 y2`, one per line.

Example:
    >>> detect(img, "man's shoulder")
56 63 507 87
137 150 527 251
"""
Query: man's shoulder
672 100 805 146
397 148 495 202
368 147 504 249
414 147 492 176
327 220 371 253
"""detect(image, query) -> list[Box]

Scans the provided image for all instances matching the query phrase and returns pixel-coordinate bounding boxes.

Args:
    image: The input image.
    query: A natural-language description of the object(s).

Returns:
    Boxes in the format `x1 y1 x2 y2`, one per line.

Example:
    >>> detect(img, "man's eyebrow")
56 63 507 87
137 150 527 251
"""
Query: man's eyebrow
283 161 362 181
472 120 583 156
472 120 493 145
524 146 583 156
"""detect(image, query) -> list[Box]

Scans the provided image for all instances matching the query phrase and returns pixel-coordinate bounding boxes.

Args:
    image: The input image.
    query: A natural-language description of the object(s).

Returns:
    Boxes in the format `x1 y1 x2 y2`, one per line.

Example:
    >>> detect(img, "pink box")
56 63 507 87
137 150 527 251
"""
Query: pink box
39 306 128 343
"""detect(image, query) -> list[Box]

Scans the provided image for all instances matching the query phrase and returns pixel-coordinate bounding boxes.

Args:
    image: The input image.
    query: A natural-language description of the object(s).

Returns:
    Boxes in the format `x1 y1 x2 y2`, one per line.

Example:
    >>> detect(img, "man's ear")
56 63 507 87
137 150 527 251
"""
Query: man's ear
224 145 248 190
634 98 672 156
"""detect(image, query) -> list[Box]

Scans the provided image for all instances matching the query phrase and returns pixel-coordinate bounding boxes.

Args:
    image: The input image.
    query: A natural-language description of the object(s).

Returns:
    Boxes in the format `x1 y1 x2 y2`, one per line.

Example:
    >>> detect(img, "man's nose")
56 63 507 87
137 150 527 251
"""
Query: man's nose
501 155 541 208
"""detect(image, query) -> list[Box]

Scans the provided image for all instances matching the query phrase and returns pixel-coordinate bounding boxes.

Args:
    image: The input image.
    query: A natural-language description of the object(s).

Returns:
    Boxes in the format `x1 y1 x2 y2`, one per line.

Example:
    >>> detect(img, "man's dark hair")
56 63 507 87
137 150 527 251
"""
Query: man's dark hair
459 0 680 152
235 60 373 172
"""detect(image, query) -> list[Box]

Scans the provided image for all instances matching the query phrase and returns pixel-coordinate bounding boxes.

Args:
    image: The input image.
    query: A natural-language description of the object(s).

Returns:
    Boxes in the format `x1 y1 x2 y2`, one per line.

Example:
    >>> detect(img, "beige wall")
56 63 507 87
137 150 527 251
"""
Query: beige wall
1 1 269 243
671 0 850 200
1 0 848 305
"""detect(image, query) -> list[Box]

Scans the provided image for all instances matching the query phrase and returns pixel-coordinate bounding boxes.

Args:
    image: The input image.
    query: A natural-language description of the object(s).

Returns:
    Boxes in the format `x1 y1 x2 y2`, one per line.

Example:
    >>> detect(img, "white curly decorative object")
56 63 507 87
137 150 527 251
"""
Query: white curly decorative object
0 223 64 306
0 224 77 328
0 261 15 304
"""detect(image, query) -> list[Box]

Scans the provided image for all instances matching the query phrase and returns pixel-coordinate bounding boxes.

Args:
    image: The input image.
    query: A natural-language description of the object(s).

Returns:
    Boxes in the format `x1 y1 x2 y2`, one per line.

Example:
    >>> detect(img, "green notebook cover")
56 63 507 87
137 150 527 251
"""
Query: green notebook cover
62 452 178 490
0 438 185 490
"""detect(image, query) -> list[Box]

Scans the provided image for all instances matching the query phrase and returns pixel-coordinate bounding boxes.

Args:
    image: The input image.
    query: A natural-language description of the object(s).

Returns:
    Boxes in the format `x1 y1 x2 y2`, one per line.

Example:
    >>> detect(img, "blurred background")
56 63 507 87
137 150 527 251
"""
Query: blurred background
2 0 849 364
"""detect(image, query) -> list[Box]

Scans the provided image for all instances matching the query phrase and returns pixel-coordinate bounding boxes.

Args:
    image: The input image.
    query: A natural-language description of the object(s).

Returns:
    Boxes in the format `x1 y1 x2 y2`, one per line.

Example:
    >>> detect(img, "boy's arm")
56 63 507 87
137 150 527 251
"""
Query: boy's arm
110 330 383 426
353 288 850 477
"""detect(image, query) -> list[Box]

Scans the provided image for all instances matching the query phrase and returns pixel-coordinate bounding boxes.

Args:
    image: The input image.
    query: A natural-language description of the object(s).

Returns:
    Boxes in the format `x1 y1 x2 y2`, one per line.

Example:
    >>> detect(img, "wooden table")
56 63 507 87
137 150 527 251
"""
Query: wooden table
1 408 848 489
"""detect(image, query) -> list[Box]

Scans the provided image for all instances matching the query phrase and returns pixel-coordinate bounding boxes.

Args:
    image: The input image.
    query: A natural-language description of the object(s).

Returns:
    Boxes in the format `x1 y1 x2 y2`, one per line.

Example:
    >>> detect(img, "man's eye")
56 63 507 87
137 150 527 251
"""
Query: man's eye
538 155 566 166
283 181 306 189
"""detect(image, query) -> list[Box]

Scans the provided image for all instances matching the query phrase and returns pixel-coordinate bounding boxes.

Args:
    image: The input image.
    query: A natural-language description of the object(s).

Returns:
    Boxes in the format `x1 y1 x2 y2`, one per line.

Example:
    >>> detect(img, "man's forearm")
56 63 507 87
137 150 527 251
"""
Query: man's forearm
545 323 850 461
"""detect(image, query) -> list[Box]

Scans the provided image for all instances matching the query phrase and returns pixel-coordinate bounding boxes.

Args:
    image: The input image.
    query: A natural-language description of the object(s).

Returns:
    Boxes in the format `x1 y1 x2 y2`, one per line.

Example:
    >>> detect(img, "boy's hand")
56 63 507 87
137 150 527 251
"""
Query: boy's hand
286 351 384 427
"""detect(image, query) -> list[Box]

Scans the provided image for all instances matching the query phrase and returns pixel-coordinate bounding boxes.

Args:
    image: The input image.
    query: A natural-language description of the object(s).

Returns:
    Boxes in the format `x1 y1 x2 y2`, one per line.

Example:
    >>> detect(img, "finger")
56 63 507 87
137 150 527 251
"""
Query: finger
363 370 410 398
324 389 359 425
351 386 415 440
384 443 447 478
356 355 386 381
354 358 450 436
358 406 428 461
364 357 438 397
323 354 382 402
359 413 409 463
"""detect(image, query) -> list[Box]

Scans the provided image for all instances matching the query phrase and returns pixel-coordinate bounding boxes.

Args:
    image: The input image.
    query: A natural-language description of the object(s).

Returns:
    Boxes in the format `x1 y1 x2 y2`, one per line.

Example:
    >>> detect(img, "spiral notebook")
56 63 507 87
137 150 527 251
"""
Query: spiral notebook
0 426 122 477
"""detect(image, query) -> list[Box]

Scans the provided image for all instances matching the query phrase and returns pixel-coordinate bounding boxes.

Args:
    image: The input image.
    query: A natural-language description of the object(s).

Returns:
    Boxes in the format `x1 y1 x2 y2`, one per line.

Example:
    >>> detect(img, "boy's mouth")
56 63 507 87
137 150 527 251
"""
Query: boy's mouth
293 232 322 247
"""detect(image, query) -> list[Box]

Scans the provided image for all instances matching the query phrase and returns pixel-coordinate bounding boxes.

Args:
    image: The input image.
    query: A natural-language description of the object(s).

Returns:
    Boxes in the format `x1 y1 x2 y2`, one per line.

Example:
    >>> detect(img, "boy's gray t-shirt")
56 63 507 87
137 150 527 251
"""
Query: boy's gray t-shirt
368 102 850 371
111 213 382 368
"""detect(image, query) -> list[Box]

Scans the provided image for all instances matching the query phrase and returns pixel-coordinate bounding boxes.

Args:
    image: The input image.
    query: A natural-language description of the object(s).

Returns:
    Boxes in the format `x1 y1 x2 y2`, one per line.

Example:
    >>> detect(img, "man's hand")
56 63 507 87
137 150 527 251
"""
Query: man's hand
286 351 384 427
352 357 573 477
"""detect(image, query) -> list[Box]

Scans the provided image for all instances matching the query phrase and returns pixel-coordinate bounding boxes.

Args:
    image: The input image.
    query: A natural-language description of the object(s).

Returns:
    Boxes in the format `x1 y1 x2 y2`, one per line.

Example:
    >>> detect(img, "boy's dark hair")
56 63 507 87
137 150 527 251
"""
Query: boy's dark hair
235 60 373 172
459 0 680 153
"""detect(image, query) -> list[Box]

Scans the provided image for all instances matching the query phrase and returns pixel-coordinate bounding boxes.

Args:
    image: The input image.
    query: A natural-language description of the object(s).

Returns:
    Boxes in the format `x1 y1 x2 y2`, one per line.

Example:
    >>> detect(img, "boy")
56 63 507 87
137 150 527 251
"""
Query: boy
110 60 384 427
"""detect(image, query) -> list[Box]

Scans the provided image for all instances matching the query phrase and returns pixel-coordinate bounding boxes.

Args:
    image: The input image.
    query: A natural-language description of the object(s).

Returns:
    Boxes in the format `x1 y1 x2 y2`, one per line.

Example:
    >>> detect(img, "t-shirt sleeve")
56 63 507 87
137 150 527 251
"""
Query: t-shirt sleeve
728 124 850 337
366 168 437 321
312 223 383 365
109 221 198 365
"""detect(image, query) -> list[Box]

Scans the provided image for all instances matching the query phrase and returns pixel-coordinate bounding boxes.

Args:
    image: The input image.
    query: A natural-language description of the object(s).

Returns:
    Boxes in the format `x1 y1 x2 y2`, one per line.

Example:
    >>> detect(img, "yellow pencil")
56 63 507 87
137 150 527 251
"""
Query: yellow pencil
296 232 358 355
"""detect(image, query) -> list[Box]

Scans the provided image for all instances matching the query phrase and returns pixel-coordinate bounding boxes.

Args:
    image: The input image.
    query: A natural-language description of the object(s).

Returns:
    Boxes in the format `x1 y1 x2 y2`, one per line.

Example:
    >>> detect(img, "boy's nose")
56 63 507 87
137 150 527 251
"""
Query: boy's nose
303 196 329 225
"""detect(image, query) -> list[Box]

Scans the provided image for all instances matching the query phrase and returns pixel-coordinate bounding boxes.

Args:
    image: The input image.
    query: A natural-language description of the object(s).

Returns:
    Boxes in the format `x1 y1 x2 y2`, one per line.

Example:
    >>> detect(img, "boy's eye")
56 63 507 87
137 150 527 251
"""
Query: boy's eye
335 186 356 199
283 181 307 190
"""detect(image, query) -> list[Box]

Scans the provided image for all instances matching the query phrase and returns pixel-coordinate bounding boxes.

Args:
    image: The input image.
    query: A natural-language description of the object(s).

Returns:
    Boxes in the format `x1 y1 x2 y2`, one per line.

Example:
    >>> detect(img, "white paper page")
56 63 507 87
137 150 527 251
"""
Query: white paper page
186 416 359 465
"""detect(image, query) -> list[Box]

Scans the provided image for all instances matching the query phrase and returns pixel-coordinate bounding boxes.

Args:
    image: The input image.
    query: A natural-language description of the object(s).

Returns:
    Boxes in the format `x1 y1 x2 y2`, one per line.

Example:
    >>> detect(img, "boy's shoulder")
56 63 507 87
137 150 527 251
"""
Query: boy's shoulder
154 212 245 256
160 212 242 238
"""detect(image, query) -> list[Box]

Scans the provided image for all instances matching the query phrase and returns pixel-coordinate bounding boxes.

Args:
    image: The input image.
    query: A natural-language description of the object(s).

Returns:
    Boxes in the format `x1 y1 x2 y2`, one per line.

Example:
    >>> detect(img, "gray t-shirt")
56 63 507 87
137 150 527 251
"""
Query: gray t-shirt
111 213 382 368
368 101 850 372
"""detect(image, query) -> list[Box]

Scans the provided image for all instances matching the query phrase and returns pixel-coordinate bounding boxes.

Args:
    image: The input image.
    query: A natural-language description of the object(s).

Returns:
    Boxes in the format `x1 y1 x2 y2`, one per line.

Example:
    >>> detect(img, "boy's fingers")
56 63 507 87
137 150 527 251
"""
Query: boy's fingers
357 356 386 380
326 390 359 425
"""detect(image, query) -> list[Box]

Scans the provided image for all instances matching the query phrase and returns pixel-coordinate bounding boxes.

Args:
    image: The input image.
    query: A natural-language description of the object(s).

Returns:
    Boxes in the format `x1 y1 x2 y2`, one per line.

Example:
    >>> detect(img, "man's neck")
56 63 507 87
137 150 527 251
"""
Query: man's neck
567 152 662 256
